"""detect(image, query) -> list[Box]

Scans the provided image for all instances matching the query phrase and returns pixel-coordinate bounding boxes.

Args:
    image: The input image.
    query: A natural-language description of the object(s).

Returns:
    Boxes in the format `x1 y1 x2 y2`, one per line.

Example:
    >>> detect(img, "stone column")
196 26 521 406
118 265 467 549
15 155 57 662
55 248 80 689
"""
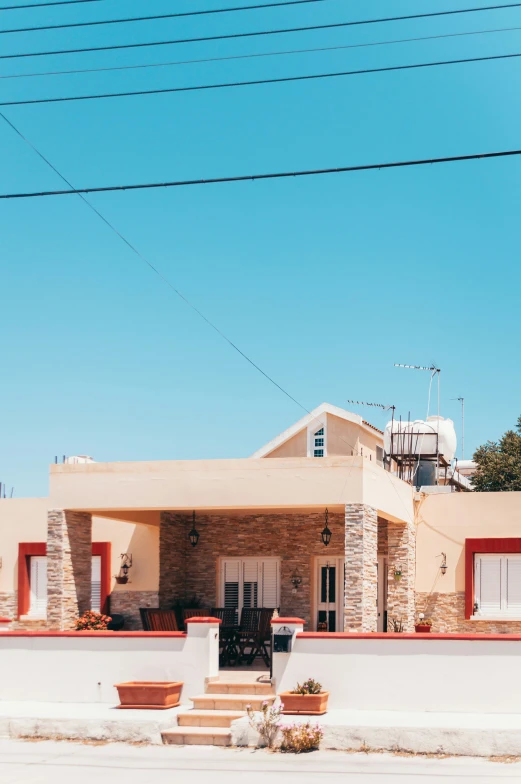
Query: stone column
159 511 189 608
47 510 92 630
387 521 416 632
344 504 378 632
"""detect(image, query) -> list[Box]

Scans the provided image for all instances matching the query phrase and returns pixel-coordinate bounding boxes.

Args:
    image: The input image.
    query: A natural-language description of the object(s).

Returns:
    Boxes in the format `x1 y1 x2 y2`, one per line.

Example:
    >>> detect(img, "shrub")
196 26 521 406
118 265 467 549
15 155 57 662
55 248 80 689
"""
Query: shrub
291 678 322 695
246 699 282 749
75 610 112 630
280 722 323 753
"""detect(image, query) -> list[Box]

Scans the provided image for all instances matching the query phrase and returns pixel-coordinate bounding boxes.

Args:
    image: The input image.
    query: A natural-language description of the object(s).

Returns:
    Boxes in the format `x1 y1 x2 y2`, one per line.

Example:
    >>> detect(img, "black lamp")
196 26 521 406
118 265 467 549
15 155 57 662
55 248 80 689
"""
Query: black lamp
440 552 447 576
188 510 200 548
321 507 332 547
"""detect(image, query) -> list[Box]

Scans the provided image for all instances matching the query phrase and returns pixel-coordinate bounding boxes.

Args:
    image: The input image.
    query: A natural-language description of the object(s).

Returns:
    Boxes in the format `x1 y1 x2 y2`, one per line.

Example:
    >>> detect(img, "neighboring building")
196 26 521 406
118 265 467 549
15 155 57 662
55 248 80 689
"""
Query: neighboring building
0 403 520 635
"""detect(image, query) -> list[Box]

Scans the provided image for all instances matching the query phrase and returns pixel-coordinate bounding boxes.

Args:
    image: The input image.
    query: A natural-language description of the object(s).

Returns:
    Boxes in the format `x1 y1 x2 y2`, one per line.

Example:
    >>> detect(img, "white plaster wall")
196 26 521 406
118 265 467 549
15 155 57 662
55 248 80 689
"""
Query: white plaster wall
0 631 217 704
273 637 521 713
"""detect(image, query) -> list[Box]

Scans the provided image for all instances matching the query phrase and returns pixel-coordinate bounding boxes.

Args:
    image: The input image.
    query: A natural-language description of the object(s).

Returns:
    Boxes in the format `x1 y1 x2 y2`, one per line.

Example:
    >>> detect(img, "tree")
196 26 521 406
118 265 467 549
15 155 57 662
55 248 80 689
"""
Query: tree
472 417 521 491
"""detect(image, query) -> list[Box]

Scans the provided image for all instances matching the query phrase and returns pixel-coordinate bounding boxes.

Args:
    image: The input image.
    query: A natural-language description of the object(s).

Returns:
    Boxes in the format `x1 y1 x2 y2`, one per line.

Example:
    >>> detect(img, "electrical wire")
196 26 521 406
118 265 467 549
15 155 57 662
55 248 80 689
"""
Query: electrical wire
2 3 521 60
1 149 520 200
0 0 103 9
3 25 520 80
0 109 417 524
2 51 520 107
0 0 330 35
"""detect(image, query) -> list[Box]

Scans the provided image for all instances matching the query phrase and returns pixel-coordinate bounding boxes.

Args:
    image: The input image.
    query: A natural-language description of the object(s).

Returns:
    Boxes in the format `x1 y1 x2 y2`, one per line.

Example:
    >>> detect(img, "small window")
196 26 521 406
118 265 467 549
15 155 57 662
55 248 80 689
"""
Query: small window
474 554 521 617
376 445 384 467
29 556 47 617
312 426 326 458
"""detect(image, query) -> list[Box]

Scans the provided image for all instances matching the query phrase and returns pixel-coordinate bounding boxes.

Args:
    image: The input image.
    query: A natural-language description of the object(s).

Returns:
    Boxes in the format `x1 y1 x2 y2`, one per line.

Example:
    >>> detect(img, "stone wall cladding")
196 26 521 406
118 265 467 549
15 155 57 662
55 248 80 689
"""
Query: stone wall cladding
110 590 159 630
377 518 388 556
387 522 416 632
47 510 92 630
344 504 378 632
159 511 345 628
416 591 521 633
0 592 16 620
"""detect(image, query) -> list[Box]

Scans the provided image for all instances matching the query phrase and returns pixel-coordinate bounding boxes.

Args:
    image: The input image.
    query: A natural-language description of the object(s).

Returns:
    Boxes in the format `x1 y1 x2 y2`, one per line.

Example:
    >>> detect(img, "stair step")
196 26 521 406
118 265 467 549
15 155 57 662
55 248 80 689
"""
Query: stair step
177 710 244 728
162 726 232 746
206 681 274 696
191 693 275 711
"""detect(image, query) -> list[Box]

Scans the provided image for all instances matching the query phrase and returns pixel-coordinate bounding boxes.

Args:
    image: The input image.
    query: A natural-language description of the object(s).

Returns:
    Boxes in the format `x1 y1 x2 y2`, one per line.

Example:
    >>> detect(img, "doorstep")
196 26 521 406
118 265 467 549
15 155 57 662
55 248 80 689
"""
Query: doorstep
0 701 185 744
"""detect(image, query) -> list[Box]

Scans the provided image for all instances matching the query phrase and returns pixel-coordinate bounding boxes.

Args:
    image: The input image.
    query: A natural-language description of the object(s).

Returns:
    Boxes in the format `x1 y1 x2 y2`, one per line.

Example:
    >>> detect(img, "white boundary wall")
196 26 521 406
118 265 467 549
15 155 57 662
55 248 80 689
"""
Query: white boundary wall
273 633 521 714
0 621 219 704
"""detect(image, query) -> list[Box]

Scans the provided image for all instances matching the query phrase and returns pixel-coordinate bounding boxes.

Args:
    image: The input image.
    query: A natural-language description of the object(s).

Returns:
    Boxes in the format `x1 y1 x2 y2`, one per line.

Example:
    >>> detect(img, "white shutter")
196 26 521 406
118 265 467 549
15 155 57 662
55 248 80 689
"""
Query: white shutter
91 555 102 613
243 560 259 609
506 556 521 614
29 556 47 617
260 560 280 609
476 555 502 615
222 559 240 611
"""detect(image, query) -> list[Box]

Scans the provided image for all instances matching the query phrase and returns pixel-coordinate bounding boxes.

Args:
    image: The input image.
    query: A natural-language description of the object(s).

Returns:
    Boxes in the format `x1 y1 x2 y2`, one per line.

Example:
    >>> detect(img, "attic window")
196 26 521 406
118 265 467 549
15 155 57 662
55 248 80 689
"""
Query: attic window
313 427 325 458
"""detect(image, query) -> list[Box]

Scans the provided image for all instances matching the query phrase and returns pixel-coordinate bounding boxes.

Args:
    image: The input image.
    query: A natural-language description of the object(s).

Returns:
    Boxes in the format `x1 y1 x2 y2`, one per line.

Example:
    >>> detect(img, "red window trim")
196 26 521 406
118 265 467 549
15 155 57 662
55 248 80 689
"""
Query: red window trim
465 538 521 620
18 542 111 619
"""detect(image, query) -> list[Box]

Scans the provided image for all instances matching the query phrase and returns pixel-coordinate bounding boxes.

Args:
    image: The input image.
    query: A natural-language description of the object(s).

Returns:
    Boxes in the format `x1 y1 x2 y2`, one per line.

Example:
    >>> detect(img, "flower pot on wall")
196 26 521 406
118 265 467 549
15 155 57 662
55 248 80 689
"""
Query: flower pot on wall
115 681 183 709
279 692 329 715
115 575 129 585
414 625 432 633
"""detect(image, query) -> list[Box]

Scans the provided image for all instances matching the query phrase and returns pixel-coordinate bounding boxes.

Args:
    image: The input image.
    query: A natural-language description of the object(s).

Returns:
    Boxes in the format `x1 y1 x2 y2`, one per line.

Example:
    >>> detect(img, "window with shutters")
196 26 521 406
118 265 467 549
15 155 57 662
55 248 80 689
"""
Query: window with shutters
474 554 521 618
29 556 47 618
91 555 102 613
220 558 280 620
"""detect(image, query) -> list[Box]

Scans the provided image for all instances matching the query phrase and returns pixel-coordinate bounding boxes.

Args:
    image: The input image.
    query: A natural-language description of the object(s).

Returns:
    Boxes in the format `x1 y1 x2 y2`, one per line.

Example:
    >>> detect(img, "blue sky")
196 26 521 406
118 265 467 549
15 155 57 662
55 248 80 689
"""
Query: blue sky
1 0 520 497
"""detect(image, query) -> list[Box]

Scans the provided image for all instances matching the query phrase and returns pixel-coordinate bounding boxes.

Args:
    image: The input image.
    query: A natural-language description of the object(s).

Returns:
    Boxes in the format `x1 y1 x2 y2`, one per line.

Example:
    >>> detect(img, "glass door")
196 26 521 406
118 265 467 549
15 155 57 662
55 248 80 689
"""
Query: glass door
316 557 343 632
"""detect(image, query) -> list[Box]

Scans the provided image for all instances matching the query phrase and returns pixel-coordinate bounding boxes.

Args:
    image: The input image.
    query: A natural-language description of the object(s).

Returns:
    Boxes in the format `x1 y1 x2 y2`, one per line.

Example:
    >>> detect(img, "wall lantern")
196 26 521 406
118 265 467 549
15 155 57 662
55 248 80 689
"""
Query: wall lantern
290 568 302 590
321 508 332 547
438 552 447 576
115 553 132 584
188 510 200 548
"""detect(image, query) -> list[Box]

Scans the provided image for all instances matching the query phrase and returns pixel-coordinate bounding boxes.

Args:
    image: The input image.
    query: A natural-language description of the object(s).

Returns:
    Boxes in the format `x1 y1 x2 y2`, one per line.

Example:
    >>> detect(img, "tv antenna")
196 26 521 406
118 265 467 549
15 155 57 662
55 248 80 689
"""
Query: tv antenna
451 397 465 460
347 400 395 412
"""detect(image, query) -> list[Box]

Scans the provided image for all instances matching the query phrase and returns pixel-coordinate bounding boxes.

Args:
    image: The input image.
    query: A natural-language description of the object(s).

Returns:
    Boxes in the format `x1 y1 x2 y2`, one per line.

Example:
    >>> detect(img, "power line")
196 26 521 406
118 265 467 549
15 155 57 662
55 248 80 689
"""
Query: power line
2 50 520 107
3 25 520 80
1 148 519 200
3 3 521 60
0 0 329 34
0 0 103 9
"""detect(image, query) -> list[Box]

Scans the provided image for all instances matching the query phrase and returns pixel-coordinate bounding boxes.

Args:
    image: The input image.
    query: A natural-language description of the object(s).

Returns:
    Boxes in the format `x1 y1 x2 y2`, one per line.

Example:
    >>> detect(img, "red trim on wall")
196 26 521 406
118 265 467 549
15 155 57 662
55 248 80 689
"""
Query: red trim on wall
92 542 111 615
18 542 111 619
297 632 521 641
465 538 521 620
184 617 222 624
270 617 305 625
0 631 187 638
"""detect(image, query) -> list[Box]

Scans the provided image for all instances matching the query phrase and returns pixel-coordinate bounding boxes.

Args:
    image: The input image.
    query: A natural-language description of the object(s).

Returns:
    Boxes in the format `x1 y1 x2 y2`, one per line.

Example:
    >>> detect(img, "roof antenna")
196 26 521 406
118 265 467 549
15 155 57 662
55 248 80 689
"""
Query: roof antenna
451 397 465 460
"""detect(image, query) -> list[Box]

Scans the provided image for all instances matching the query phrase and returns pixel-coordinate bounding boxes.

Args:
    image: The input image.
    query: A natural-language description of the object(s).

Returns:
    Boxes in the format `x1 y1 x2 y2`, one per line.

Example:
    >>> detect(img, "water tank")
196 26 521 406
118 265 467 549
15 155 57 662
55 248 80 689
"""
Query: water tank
64 455 95 464
384 416 457 463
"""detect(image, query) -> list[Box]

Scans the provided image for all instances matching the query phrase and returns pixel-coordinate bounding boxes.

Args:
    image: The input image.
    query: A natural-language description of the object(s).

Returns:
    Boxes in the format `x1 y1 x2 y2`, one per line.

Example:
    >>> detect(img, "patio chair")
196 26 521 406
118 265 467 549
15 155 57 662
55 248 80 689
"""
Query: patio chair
211 607 238 627
212 607 240 666
139 607 159 631
181 608 211 629
146 609 179 632
237 607 275 667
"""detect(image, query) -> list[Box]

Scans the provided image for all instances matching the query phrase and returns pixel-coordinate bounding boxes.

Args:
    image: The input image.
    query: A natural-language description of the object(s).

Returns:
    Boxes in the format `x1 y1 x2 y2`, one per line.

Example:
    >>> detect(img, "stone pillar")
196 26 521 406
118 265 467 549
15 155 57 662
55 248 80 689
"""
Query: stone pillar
159 511 189 608
47 510 92 630
387 521 416 632
344 504 378 632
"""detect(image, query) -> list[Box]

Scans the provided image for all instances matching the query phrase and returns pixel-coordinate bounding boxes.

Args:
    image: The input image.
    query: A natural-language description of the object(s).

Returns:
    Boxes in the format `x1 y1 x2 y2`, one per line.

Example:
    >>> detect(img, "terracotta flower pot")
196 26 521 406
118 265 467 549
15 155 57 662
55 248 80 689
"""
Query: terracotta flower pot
115 681 183 710
279 691 329 715
415 625 432 633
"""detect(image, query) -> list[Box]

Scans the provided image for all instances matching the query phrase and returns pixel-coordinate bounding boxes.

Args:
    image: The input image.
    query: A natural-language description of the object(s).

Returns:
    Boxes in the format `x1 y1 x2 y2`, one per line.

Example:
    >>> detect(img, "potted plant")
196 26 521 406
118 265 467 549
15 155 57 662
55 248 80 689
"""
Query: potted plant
279 678 329 715
74 611 112 631
115 681 183 710
414 613 433 633
393 567 403 581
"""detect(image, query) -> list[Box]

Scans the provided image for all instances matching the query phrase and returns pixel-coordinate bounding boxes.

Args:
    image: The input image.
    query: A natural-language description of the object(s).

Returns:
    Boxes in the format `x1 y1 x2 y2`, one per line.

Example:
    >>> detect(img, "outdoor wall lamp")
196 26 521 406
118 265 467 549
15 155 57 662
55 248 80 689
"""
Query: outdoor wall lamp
290 568 302 590
321 508 332 547
115 553 132 584
188 510 200 548
438 552 448 576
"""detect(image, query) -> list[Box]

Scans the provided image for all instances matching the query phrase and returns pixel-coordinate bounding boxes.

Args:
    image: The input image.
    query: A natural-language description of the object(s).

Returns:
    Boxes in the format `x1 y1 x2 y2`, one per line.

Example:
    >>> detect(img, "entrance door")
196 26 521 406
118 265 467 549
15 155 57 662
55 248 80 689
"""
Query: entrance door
377 556 388 632
315 557 344 632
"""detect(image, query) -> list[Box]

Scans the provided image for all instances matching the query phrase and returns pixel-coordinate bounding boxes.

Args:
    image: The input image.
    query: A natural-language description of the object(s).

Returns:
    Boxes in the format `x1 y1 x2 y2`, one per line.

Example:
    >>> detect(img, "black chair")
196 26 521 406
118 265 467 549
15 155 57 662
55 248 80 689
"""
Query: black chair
212 607 240 666
238 608 275 667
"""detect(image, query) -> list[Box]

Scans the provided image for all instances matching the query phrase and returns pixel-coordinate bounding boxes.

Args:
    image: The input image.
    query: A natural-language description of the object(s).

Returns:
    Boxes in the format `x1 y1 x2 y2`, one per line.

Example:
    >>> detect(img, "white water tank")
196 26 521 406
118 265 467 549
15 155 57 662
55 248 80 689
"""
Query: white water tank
64 455 95 464
384 416 457 463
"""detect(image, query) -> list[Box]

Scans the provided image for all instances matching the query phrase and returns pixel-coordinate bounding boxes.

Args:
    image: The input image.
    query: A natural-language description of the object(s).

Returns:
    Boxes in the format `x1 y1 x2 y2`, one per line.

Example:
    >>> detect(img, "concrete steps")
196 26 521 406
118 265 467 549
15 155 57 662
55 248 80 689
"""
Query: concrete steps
161 679 275 747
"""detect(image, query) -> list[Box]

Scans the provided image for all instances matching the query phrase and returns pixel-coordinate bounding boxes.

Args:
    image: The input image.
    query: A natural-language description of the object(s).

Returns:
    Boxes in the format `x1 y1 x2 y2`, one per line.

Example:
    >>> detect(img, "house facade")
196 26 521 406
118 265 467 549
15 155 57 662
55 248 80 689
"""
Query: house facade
1 403 520 635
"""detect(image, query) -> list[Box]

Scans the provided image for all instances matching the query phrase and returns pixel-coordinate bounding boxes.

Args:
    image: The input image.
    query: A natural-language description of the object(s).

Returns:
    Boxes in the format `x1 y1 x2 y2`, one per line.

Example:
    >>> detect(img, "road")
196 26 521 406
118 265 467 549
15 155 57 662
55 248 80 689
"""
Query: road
0 739 519 783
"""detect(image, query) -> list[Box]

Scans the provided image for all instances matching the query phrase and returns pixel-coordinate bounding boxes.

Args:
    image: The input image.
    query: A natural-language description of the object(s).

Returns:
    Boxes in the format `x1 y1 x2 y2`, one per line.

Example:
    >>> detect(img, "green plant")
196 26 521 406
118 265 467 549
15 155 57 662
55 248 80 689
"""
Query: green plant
280 722 323 753
75 610 111 630
472 416 521 492
291 678 323 695
246 699 282 749
171 594 201 610
387 617 404 633
416 616 433 627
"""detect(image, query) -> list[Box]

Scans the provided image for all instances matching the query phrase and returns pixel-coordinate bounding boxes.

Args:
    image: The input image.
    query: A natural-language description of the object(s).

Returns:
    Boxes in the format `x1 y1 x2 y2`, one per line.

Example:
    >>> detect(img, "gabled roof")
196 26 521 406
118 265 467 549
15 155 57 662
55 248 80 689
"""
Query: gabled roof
250 402 384 458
